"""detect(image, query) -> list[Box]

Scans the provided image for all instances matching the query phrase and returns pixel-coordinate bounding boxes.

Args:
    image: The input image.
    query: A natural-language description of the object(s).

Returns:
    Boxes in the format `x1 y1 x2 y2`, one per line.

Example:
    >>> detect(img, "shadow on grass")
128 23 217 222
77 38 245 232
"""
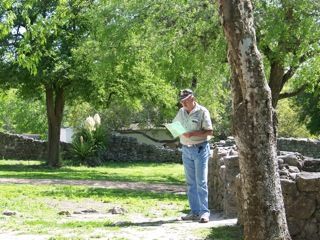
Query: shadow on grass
0 161 184 185
105 219 182 227
205 225 243 240
40 186 187 201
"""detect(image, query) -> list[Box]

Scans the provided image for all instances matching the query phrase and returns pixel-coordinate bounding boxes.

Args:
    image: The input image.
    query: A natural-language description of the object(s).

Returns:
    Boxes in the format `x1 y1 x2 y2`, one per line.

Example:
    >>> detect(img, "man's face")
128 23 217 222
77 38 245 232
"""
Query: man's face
180 95 194 109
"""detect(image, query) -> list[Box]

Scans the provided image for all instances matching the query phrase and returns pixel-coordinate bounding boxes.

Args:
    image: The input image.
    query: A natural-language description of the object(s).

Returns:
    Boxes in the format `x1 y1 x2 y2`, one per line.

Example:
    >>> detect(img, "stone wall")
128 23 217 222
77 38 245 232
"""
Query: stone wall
217 137 320 158
102 135 181 163
209 140 320 240
278 137 320 158
1 131 319 163
0 132 47 160
0 132 181 163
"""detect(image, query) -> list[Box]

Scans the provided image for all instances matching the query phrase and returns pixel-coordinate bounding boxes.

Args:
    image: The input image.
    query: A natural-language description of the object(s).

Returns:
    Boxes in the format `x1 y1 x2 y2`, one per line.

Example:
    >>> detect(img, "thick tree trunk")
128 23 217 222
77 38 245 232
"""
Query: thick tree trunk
45 85 65 168
218 1 291 239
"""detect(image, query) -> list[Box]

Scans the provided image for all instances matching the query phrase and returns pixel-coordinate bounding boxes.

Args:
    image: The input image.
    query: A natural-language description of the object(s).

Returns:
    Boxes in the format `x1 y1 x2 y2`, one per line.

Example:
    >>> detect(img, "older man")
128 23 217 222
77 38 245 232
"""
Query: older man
173 89 213 223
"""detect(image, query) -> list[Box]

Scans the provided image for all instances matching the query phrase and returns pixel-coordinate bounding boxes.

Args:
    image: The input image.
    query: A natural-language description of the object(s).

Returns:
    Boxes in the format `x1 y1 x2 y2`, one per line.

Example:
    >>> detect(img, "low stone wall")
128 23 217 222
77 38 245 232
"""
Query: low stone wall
0 132 47 160
278 137 320 158
209 140 320 240
102 135 182 163
0 132 181 163
217 137 320 158
1 131 319 163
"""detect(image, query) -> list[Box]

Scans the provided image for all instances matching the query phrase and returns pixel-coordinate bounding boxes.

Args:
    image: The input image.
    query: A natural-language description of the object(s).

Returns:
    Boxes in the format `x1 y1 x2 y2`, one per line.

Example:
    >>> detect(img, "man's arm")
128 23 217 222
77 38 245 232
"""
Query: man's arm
183 129 213 138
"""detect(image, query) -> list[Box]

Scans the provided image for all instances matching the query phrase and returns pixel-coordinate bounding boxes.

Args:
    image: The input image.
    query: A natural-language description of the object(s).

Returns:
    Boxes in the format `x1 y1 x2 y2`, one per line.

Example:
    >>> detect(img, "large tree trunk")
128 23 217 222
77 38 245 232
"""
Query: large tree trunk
45 85 65 168
218 1 291 239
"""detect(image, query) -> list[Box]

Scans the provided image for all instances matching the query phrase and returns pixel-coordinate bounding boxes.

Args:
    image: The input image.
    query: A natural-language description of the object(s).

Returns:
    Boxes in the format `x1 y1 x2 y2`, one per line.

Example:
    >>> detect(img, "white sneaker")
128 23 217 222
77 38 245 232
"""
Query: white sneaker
199 212 210 223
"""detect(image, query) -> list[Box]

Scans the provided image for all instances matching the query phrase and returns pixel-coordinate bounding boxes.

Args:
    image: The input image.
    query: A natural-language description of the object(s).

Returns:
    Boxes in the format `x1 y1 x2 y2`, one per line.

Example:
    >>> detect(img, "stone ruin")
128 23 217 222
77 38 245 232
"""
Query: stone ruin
208 138 320 240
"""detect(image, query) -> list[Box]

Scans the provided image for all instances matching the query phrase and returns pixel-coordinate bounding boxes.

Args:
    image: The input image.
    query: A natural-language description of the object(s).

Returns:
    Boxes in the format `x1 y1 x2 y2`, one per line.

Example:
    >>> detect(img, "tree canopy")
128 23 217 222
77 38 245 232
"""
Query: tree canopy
0 0 319 150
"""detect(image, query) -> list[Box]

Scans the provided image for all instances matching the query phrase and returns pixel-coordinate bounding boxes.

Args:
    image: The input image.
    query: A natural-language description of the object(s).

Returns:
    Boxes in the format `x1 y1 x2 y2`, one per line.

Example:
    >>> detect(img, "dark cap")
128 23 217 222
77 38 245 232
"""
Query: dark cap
179 89 193 101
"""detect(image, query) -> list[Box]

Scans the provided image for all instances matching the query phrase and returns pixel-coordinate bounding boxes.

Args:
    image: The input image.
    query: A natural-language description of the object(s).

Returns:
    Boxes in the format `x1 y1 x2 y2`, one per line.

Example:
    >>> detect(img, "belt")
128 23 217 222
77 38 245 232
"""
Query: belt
183 141 207 148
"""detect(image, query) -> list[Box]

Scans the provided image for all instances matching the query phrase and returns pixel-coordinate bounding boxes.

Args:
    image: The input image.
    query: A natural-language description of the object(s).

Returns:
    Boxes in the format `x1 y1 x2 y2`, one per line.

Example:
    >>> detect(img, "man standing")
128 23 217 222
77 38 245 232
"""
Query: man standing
174 89 213 223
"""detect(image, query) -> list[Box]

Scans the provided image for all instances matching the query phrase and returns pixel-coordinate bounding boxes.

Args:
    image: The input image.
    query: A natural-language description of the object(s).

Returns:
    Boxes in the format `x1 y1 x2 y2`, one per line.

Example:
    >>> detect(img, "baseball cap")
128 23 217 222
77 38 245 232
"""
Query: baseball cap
179 89 193 101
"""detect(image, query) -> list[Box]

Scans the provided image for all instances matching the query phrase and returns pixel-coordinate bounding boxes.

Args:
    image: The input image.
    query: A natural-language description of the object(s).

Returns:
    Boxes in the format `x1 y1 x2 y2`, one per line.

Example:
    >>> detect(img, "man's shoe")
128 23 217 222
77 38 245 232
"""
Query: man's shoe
181 213 199 221
199 213 210 223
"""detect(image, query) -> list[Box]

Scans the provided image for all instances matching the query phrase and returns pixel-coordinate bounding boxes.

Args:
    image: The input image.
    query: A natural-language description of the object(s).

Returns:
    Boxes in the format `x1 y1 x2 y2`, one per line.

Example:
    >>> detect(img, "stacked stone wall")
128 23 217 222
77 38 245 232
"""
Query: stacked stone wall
102 135 181 163
209 139 320 240
278 137 320 158
0 132 181 163
0 132 47 160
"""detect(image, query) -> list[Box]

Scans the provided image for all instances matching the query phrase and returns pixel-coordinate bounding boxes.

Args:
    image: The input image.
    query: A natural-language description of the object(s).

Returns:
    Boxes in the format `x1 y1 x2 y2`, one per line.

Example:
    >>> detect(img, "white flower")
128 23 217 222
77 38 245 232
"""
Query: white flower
93 113 101 126
84 116 96 132
80 136 84 144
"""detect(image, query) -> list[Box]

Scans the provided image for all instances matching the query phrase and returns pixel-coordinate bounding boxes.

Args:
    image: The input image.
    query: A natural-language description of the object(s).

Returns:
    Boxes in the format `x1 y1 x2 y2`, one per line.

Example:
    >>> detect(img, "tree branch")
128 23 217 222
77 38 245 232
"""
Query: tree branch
279 84 307 100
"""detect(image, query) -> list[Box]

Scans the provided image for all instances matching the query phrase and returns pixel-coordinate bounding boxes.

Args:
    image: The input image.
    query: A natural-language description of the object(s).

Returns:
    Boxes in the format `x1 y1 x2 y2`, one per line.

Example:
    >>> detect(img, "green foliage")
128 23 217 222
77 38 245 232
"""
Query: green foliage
70 114 108 166
295 78 320 136
85 0 231 135
0 89 47 137
254 0 320 99
277 98 315 138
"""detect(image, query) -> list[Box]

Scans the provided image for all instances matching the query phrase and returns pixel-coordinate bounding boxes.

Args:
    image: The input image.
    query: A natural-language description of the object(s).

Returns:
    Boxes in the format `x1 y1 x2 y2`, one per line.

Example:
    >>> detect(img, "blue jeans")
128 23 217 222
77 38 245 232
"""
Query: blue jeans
182 141 210 216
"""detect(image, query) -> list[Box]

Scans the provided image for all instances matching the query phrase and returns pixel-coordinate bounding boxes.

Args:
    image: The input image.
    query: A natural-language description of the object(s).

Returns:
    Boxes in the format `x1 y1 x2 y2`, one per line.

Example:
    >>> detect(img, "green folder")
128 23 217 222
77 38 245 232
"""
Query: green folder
165 121 188 138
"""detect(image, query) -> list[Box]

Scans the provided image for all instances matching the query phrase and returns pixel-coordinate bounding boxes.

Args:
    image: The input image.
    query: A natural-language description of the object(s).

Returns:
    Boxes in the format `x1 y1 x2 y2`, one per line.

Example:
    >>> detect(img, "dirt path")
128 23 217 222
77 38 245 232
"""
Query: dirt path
0 178 186 194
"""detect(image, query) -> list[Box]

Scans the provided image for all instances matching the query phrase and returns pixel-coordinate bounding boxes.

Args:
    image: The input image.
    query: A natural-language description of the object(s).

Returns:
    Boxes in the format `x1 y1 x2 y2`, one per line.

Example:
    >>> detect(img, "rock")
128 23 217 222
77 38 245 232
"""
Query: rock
287 217 305 237
228 149 238 156
281 179 297 197
289 173 298 180
277 157 284 165
81 208 98 213
108 206 127 215
58 210 71 216
288 166 300 173
224 155 239 169
302 159 320 172
286 195 316 219
3 210 17 216
279 153 304 169
296 172 320 192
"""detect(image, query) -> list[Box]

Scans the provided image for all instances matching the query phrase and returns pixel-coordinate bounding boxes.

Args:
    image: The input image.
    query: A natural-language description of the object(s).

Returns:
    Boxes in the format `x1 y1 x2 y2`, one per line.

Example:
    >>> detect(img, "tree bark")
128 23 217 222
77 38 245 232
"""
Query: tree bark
218 1 291 239
45 85 65 168
269 61 285 108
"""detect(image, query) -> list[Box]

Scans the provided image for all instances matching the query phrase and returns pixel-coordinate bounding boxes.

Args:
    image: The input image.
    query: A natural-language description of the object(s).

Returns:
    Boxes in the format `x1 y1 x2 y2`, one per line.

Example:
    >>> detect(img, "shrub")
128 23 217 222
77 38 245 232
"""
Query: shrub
70 114 108 166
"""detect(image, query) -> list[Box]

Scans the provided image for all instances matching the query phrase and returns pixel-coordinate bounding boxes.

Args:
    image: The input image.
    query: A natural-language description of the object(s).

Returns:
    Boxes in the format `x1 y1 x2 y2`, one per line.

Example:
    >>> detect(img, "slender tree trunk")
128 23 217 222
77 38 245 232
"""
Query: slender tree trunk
218 1 291 239
269 62 285 108
45 85 65 168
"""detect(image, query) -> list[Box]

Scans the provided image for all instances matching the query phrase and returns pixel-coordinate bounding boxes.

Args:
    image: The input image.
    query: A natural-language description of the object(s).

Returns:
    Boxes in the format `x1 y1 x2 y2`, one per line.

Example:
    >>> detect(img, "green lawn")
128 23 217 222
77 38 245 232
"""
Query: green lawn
0 160 185 185
0 184 188 239
0 160 242 239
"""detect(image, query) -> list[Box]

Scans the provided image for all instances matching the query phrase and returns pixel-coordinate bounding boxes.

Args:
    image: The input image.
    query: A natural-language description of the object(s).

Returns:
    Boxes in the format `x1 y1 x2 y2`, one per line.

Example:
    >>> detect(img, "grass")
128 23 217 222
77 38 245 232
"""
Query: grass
0 160 185 185
0 184 188 238
0 160 242 239
198 226 243 240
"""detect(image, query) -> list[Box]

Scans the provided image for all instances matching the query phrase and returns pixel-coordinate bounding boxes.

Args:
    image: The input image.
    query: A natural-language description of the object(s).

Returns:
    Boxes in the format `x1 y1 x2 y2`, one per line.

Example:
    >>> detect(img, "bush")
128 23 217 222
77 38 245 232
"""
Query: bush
70 114 108 166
